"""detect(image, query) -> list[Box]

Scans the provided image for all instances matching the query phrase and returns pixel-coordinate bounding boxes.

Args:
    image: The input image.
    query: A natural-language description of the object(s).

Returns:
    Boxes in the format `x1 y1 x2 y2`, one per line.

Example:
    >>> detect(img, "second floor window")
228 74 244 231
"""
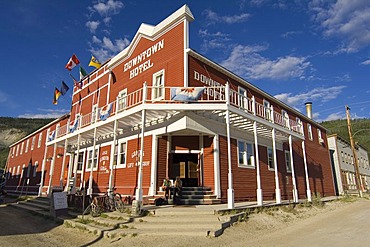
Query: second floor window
38 133 43 148
264 100 271 121
152 70 164 100
118 89 128 111
31 136 36 150
307 124 313 140
238 87 247 109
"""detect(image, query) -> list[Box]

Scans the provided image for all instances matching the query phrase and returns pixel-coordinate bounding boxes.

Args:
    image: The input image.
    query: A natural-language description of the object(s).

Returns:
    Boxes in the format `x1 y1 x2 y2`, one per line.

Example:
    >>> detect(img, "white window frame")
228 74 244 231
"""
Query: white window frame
264 100 271 121
20 142 24 155
237 140 255 168
11 147 14 158
33 161 38 177
152 69 165 101
117 88 128 112
91 104 98 123
86 147 99 171
267 147 274 170
317 129 324 144
31 136 36 150
76 151 85 172
38 133 43 148
285 150 292 173
116 141 127 169
296 117 303 134
25 139 29 153
282 109 288 128
307 124 313 141
16 145 19 157
238 87 247 109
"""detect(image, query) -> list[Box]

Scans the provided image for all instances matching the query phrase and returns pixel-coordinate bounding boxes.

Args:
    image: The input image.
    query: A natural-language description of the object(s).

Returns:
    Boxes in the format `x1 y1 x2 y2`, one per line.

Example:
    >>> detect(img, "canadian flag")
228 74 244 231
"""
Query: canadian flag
65 54 80 71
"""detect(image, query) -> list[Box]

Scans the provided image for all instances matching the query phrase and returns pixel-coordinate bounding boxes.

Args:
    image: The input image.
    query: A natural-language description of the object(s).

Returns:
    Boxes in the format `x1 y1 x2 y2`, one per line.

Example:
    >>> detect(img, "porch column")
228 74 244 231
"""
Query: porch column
272 128 281 204
225 83 234 209
289 135 298 202
59 139 68 187
254 121 263 206
108 120 118 195
88 127 97 195
213 134 221 198
47 142 58 196
38 133 50 196
135 82 147 206
302 141 312 202
72 134 81 193
149 135 158 196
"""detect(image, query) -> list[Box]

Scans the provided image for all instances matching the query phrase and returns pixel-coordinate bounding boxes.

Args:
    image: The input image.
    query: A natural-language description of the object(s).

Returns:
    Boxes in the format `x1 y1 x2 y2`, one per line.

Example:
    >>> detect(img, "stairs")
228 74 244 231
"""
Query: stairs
149 187 221 205
10 196 52 218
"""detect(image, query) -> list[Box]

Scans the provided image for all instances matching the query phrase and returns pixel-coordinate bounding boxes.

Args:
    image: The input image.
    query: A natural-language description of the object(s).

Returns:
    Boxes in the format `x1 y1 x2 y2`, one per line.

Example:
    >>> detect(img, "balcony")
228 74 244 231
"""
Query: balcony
49 85 304 143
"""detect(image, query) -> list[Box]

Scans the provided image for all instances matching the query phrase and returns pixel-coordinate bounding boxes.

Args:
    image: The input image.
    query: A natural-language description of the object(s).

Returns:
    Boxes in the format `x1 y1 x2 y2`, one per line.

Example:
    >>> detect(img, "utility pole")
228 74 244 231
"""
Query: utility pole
345 105 363 197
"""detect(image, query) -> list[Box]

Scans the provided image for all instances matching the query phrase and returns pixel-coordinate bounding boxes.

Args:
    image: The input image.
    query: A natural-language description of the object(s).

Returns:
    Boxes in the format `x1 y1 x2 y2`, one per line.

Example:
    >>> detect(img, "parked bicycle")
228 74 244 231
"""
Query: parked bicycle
83 197 102 217
103 188 125 213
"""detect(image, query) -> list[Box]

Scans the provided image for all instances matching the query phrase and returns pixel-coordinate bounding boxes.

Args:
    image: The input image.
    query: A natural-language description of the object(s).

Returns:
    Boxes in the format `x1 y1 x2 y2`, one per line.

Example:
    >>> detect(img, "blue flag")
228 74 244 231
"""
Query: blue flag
60 81 69 95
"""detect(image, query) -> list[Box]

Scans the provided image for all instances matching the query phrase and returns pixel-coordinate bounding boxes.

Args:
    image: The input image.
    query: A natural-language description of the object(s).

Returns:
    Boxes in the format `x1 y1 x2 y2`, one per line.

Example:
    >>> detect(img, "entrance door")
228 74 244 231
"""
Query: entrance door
171 153 199 187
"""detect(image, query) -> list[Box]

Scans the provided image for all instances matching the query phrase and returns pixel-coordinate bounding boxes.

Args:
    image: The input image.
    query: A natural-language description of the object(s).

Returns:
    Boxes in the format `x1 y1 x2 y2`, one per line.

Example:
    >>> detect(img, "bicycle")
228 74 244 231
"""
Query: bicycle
83 197 102 217
104 188 125 213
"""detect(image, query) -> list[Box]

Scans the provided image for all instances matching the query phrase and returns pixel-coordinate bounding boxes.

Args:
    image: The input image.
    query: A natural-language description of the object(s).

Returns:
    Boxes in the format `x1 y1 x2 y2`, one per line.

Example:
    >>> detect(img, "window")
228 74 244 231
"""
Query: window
87 148 98 170
285 151 292 172
238 87 247 109
11 147 14 158
33 161 38 177
238 140 254 167
152 70 164 100
91 104 98 123
296 117 303 134
77 152 84 171
282 110 289 128
25 139 29 153
31 136 36 150
38 133 43 148
16 165 20 178
267 147 274 170
264 100 271 121
117 142 127 168
20 142 24 155
307 124 313 140
117 89 128 111
16 145 19 157
317 129 323 143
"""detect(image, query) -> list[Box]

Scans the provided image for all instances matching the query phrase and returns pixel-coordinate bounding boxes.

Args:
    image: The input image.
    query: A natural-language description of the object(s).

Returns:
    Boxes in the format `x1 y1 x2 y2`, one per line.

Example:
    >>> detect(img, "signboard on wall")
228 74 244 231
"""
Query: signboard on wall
99 145 111 174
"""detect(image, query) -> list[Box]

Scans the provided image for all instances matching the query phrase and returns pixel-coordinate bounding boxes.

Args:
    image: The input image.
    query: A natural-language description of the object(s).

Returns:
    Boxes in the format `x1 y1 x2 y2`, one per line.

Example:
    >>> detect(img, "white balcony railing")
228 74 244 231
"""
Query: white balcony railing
53 85 304 140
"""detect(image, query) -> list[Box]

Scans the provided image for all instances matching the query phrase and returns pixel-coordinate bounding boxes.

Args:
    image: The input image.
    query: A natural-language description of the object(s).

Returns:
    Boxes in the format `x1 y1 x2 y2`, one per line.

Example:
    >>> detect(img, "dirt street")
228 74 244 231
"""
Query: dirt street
0 198 369 247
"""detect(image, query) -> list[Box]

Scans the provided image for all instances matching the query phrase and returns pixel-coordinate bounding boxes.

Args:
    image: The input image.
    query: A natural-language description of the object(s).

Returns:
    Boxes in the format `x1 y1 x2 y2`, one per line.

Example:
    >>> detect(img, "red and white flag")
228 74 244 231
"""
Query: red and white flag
65 54 80 71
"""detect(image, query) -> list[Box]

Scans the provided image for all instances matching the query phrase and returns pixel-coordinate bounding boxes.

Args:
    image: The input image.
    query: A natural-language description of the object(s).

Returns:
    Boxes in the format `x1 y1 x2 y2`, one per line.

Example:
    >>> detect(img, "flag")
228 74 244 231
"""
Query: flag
60 81 69 95
171 87 205 102
88 55 101 69
65 54 80 71
69 73 82 89
79 66 87 80
99 103 113 121
53 87 62 105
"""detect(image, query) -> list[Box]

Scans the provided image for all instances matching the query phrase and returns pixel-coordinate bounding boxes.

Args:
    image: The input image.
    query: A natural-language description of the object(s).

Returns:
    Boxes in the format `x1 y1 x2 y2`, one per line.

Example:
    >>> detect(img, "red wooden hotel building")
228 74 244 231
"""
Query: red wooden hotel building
4 5 335 208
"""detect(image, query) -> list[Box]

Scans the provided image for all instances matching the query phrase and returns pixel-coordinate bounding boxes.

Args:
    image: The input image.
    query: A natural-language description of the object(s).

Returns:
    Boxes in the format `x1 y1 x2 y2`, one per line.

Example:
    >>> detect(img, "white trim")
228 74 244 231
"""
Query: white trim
169 150 201 154
149 135 158 196
213 134 221 198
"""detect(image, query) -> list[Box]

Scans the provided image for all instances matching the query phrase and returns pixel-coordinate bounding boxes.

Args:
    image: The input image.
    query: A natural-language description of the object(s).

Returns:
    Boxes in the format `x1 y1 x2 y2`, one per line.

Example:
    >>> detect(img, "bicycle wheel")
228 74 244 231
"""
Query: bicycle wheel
83 204 91 215
91 204 102 217
115 198 125 213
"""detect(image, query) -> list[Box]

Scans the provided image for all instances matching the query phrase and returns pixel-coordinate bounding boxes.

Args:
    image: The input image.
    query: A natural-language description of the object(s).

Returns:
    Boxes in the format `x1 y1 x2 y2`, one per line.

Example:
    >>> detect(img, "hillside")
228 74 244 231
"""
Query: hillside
321 118 370 151
0 117 54 169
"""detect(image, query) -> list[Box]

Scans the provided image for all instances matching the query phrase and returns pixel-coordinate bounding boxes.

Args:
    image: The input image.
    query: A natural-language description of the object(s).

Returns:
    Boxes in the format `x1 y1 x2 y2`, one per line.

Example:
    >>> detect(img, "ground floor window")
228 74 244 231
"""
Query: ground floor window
267 147 274 170
285 151 292 172
238 140 254 168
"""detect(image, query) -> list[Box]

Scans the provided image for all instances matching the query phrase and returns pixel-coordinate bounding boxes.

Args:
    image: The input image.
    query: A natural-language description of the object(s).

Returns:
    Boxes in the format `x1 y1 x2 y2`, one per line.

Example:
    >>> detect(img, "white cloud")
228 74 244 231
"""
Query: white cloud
310 0 370 53
17 109 69 119
92 0 124 17
198 29 231 52
204 9 250 24
361 59 370 65
274 85 346 109
320 112 345 122
89 36 130 62
86 20 100 33
221 44 310 80
281 30 303 38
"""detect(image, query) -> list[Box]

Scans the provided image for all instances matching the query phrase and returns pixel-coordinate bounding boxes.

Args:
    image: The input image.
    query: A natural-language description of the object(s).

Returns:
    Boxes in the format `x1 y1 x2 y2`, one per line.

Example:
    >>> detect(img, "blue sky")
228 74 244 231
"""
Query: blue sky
0 0 369 122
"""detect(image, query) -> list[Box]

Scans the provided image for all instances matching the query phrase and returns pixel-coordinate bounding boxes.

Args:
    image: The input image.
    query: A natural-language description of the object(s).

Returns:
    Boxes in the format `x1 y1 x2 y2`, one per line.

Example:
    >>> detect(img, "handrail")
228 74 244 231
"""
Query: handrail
52 85 304 140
